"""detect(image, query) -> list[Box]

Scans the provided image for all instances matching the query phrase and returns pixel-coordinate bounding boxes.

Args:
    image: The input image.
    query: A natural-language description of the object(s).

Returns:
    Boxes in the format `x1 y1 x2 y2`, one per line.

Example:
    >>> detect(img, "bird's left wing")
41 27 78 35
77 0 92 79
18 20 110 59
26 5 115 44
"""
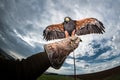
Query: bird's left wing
43 23 65 41
75 18 105 35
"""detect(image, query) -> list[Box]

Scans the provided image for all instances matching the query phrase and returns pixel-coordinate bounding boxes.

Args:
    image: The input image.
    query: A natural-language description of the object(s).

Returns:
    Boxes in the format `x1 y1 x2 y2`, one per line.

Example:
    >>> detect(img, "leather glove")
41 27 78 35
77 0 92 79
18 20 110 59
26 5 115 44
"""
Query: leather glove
44 36 81 69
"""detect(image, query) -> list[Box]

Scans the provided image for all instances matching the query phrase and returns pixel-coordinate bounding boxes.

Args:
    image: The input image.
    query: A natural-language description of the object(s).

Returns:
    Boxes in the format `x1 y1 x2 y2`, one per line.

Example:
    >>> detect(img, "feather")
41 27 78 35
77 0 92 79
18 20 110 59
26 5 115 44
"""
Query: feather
43 17 105 41
43 23 65 41
75 18 105 35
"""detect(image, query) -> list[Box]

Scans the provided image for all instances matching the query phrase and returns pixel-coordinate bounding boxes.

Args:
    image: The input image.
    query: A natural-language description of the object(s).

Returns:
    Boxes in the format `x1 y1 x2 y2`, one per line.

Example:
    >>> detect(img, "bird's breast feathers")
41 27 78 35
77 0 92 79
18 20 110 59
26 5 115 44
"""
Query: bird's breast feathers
63 21 76 32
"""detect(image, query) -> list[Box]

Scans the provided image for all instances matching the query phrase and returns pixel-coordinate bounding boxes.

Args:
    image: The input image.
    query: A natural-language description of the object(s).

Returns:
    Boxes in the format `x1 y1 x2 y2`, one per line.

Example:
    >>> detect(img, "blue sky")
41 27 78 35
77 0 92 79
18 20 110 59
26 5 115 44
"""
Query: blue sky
0 0 120 75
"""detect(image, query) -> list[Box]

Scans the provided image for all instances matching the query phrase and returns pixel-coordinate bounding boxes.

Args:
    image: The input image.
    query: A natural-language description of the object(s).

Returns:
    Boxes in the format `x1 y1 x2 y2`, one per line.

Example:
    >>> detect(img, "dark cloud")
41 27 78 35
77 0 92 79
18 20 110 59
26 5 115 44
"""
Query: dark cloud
0 0 45 58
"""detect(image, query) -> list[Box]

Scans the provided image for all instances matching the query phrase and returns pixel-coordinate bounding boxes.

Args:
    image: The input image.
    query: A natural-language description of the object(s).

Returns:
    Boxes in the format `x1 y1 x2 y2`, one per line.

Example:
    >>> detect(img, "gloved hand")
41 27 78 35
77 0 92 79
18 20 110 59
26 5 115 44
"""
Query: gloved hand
44 36 81 69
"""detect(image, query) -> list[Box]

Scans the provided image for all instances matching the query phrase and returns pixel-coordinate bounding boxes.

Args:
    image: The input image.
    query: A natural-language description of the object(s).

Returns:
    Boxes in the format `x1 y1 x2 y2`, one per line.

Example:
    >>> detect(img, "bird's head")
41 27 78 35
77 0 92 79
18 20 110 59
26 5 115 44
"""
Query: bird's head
64 17 71 22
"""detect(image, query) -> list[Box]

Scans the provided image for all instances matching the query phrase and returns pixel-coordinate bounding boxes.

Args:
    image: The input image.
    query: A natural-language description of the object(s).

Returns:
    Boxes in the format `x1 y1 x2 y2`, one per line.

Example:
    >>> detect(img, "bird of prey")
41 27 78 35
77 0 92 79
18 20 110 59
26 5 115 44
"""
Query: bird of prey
43 17 105 41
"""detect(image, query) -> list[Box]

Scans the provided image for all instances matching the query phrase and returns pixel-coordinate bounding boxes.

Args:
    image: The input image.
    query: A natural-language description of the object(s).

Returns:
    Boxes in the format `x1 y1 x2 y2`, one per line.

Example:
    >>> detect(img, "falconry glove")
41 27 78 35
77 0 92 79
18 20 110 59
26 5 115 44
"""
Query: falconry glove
44 36 80 69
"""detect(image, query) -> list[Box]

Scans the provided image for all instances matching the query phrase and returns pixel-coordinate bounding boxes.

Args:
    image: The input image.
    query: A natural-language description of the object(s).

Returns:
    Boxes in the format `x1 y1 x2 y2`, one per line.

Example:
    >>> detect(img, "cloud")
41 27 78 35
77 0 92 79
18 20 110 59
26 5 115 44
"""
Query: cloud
43 0 120 75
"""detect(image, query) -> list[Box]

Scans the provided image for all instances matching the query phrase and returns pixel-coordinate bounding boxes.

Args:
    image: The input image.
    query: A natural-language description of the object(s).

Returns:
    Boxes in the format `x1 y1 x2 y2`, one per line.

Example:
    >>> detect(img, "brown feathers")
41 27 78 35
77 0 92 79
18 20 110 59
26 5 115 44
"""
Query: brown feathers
43 17 105 41
75 18 105 35
43 23 65 41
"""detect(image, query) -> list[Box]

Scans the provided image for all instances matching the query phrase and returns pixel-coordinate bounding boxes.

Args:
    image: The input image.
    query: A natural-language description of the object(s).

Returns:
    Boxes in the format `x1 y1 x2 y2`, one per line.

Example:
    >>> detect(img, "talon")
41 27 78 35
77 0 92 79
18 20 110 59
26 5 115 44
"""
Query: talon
80 39 82 42
65 31 69 38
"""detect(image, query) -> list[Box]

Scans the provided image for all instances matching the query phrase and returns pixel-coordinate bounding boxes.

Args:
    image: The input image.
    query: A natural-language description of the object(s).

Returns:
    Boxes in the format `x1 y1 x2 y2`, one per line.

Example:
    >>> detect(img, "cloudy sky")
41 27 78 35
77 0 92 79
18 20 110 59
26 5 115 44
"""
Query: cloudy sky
0 0 120 75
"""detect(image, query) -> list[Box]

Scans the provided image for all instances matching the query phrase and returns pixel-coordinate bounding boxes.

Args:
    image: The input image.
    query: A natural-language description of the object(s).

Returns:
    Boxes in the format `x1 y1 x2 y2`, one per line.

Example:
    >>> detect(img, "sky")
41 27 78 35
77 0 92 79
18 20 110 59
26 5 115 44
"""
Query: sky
0 0 120 75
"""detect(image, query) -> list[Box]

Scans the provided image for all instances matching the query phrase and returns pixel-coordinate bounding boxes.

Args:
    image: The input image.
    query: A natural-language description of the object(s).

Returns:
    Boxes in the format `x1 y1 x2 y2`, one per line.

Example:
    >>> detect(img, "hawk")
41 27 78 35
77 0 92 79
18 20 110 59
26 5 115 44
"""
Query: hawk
43 17 105 41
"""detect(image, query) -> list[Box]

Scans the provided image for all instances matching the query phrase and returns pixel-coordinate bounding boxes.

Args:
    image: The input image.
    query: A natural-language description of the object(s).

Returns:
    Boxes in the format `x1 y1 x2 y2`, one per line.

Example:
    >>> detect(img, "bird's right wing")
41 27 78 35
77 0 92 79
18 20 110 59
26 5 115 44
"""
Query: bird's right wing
43 23 65 41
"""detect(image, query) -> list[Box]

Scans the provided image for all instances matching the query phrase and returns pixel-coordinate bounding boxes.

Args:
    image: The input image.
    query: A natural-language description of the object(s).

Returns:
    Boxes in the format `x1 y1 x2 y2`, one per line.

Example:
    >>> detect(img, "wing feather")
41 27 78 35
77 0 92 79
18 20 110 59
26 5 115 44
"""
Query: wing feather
43 23 65 41
75 18 105 35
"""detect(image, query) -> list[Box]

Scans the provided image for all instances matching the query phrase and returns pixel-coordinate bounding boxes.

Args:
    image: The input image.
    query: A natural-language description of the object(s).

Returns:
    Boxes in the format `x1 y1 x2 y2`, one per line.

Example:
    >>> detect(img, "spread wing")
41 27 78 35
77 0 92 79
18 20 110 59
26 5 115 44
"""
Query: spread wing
43 23 65 41
75 18 105 35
